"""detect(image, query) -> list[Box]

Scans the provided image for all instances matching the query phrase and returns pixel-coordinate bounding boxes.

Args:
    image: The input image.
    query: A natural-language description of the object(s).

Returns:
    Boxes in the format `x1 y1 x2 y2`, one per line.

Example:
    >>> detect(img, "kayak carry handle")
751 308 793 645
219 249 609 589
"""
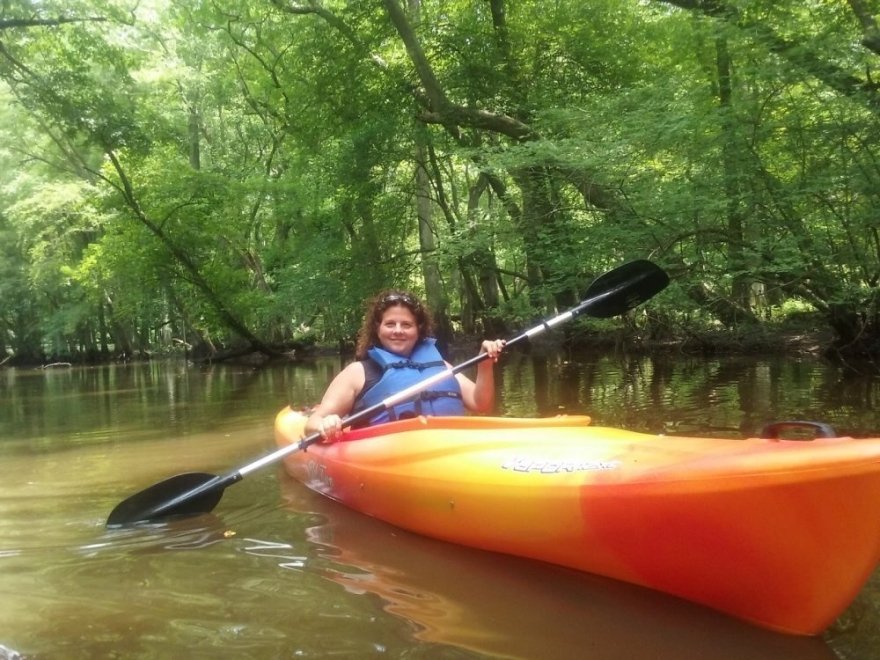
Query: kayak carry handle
758 420 839 440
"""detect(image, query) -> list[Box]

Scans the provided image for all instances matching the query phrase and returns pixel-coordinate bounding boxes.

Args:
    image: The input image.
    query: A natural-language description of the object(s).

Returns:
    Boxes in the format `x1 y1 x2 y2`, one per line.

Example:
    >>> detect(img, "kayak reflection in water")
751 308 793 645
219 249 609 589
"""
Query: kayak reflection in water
304 290 505 442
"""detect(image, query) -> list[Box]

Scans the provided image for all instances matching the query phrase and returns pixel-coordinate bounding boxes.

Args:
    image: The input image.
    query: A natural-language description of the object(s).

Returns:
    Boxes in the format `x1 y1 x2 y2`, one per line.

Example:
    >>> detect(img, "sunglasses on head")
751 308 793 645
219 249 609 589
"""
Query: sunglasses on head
380 293 421 310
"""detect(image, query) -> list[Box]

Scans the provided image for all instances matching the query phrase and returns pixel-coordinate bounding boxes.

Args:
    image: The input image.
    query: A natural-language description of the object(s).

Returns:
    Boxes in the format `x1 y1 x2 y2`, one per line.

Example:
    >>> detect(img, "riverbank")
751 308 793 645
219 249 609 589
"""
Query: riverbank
2 326 873 372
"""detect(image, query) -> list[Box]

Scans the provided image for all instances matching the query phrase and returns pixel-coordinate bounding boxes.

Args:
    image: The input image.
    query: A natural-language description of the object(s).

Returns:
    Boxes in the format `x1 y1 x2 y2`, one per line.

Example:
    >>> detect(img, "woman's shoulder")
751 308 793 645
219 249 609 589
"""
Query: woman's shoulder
334 360 367 389
342 360 367 376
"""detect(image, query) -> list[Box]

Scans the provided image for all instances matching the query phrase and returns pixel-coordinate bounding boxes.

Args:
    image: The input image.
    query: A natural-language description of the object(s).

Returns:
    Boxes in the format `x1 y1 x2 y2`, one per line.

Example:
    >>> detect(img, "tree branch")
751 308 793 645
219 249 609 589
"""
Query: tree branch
847 0 880 56
383 0 533 140
655 0 880 109
0 17 107 31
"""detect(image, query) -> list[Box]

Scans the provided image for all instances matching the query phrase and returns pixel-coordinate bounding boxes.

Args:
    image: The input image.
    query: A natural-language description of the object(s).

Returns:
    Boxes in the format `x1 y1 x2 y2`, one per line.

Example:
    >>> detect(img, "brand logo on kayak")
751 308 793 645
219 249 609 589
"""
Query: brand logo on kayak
306 460 334 489
501 457 621 473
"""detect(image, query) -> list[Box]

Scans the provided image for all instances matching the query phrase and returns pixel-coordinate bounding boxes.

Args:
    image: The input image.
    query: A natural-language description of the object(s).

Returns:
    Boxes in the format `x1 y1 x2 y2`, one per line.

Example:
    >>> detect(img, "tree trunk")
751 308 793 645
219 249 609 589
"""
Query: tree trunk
415 142 453 347
715 34 751 314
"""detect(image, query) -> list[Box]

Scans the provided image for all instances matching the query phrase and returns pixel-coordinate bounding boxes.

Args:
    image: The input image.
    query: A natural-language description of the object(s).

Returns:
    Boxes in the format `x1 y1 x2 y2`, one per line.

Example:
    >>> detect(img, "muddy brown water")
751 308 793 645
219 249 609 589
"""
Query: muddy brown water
1 353 878 659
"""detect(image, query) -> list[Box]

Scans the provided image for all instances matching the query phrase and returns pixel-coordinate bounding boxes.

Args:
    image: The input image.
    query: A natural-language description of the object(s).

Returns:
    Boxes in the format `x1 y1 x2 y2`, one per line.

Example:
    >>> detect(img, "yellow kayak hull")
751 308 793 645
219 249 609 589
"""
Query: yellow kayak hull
274 407 880 635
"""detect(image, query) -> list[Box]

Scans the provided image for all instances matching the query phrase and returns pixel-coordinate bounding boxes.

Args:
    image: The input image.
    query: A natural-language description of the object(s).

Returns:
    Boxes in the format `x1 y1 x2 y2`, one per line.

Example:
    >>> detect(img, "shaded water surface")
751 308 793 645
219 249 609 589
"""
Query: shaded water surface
1 354 878 659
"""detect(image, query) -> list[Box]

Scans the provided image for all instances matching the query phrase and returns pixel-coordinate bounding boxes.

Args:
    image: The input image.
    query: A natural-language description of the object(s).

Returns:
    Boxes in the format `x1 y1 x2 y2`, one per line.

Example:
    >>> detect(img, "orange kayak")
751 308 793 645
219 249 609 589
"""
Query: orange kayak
274 407 880 635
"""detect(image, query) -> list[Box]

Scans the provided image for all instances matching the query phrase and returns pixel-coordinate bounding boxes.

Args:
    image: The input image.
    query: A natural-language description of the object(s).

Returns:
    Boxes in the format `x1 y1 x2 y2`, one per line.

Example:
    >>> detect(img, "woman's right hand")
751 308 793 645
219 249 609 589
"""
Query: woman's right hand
316 413 343 442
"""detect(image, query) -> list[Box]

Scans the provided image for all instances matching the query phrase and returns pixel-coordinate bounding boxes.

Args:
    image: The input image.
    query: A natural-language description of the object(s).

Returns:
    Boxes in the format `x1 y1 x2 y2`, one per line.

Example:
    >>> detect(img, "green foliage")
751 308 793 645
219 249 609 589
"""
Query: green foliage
3 0 880 362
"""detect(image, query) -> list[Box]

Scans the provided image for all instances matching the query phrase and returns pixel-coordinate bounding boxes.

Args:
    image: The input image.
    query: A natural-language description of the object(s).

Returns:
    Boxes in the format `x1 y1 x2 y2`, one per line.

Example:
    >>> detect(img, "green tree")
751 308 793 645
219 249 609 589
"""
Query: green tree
4 0 880 365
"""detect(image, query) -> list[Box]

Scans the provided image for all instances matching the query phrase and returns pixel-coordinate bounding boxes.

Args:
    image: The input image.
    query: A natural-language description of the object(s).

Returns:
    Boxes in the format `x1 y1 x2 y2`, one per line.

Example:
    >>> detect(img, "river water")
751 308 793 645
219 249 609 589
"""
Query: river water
1 352 878 659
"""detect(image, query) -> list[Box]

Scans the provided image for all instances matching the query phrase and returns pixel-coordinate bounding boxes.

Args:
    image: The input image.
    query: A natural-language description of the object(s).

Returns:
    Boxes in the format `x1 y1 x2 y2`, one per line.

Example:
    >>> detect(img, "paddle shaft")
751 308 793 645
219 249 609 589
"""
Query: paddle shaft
107 259 668 525
238 273 638 475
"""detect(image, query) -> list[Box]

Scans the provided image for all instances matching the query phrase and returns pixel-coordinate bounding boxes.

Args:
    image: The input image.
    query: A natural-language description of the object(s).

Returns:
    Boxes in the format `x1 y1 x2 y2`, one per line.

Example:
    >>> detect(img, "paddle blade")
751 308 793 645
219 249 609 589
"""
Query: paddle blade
582 259 669 318
106 472 225 527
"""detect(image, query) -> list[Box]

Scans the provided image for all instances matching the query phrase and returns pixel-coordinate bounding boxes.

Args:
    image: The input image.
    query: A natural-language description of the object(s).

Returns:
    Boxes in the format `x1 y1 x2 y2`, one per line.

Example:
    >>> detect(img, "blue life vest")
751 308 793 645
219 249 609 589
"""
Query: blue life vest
352 338 465 426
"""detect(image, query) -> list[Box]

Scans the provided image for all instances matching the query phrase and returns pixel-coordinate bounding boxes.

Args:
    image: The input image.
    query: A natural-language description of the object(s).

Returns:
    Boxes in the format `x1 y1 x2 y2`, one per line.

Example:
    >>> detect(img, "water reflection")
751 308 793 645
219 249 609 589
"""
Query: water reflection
0 361 329 446
495 353 880 439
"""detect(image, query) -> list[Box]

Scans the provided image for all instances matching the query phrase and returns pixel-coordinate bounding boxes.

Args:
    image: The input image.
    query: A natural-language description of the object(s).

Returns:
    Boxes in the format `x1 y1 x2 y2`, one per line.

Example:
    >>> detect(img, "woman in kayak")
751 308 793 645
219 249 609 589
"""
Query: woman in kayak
305 290 505 441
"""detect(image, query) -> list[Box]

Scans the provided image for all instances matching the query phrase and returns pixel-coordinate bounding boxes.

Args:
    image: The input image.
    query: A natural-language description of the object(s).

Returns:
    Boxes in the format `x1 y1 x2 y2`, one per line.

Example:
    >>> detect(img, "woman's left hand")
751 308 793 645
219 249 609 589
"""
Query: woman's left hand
480 339 506 362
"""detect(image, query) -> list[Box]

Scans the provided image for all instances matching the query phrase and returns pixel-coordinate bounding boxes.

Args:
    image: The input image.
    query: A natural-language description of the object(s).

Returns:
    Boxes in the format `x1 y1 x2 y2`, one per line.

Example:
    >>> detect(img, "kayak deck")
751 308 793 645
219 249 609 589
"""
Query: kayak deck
274 408 880 635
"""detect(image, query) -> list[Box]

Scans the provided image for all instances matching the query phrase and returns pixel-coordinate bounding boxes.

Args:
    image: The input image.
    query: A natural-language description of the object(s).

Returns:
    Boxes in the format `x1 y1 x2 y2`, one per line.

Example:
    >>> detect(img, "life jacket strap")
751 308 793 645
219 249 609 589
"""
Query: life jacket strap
383 359 446 372
418 390 462 402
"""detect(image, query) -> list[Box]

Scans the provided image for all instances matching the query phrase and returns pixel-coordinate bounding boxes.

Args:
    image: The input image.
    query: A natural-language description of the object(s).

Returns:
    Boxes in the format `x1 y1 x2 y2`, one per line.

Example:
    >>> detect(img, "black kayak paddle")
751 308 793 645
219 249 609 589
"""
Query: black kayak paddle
106 259 669 527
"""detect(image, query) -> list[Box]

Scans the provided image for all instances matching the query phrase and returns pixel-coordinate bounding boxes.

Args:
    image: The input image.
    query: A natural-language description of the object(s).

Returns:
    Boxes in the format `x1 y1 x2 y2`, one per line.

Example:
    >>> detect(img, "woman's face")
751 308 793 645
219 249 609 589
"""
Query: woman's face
377 304 419 356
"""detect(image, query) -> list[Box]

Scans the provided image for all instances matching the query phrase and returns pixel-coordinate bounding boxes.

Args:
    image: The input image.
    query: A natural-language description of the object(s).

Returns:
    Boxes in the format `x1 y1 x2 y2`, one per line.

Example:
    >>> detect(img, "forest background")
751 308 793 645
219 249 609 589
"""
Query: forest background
3 0 880 367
